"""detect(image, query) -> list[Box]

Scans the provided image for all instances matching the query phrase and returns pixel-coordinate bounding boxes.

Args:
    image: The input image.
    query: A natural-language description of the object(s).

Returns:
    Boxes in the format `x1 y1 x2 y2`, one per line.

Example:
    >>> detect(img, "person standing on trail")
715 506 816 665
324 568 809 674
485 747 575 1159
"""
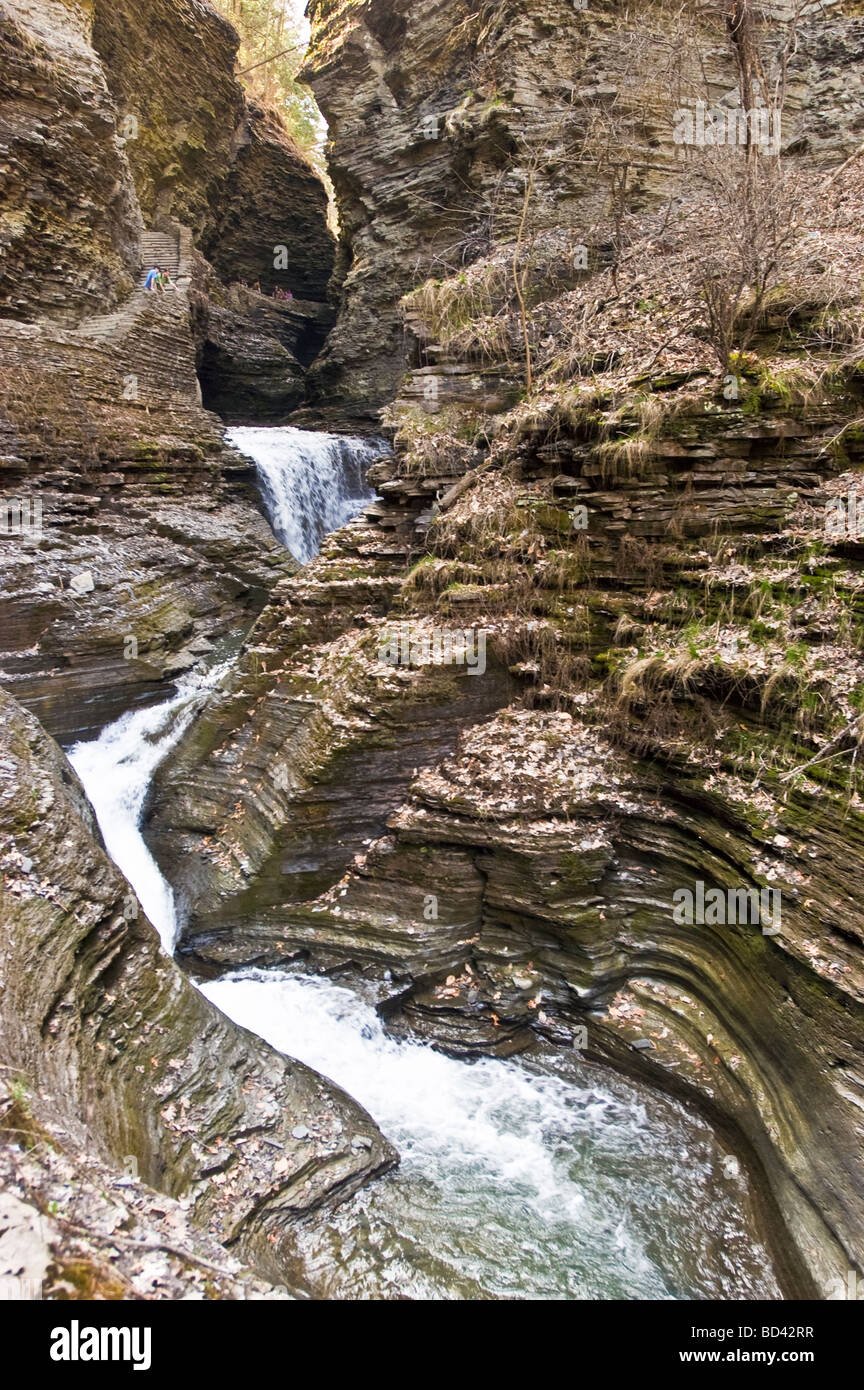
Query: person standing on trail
144 266 160 292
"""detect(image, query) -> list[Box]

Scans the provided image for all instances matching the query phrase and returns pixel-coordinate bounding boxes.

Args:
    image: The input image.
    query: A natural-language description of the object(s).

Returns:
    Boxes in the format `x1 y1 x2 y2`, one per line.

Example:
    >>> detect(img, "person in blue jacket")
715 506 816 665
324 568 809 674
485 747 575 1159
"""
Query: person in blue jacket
144 266 161 292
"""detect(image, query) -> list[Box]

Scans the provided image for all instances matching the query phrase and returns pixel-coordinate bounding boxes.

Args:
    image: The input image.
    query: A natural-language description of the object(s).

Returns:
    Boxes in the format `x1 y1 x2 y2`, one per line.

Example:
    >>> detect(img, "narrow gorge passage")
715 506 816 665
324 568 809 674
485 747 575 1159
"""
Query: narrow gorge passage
67 428 782 1301
66 426 383 943
5 0 864 1335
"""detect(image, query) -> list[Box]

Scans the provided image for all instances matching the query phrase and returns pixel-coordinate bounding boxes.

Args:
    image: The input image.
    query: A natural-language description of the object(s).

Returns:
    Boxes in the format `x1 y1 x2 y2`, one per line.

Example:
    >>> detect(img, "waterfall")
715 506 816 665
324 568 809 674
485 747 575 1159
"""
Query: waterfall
68 663 232 952
66 678 781 1300
63 425 782 1301
226 426 383 564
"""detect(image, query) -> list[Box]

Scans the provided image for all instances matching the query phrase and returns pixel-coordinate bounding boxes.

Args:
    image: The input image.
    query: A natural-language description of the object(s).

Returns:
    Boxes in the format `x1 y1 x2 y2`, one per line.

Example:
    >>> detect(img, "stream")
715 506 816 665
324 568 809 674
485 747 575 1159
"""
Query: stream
68 427 782 1302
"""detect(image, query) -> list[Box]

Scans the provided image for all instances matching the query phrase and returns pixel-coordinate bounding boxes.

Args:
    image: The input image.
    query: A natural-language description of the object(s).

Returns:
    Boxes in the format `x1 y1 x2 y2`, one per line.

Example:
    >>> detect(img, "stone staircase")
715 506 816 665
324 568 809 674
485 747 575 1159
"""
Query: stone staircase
139 232 181 283
78 292 148 340
67 228 203 404
79 230 183 341
0 219 213 483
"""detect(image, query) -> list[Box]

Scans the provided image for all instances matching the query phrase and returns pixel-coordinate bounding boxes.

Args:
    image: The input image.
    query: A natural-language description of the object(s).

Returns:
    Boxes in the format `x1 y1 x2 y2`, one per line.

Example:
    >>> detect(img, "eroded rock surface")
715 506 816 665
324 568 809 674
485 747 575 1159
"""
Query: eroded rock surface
0 1077 291 1300
303 0 864 414
0 687 397 1289
146 441 864 1296
145 5 864 1290
3 0 864 1306
0 0 141 324
90 0 336 299
0 0 339 737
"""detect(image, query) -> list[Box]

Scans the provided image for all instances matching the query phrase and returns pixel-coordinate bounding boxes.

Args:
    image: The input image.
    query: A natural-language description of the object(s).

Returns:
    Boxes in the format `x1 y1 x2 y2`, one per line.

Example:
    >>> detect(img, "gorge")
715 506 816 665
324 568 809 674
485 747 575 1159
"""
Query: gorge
1 0 864 1310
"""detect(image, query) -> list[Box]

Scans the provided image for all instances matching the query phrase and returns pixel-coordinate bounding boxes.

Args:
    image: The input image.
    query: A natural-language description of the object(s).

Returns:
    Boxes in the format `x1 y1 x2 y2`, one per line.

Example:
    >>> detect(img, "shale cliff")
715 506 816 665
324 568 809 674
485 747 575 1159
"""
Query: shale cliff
146 0 864 1299
302 0 864 415
0 688 395 1292
3 0 864 1304
0 0 398 1297
0 0 338 740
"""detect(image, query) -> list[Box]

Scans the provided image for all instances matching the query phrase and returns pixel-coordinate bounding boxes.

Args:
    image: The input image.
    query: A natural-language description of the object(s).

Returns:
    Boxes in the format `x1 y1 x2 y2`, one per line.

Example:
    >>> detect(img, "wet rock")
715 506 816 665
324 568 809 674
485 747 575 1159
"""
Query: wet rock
196 286 336 421
272 706 863 1298
0 486 297 742
147 591 512 965
0 689 398 1287
0 0 338 746
198 305 307 421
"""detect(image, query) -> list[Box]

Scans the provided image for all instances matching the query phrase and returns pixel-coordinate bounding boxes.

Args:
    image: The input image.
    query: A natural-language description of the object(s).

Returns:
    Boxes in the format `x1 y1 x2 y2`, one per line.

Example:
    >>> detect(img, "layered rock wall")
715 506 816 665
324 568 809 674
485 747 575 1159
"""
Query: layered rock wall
91 0 336 300
0 0 338 737
0 688 396 1286
145 383 864 1296
144 0 864 1288
303 0 864 414
0 0 141 323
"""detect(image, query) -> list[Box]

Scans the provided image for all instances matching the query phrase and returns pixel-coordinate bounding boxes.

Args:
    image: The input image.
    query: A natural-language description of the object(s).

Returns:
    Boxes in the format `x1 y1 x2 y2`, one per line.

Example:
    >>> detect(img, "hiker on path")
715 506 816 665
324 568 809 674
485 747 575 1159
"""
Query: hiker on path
144 266 160 292
158 269 176 292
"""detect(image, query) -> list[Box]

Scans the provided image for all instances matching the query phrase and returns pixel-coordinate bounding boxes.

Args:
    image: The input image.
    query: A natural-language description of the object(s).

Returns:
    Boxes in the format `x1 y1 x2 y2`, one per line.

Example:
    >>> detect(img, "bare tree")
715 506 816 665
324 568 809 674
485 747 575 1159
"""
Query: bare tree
688 1 810 370
698 155 802 370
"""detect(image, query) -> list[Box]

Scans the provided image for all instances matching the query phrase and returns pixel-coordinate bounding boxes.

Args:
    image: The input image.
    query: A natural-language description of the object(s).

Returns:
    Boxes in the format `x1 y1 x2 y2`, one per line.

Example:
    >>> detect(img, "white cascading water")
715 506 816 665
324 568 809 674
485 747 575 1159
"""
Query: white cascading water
68 663 233 952
69 679 781 1302
201 969 781 1301
227 426 382 565
65 427 781 1301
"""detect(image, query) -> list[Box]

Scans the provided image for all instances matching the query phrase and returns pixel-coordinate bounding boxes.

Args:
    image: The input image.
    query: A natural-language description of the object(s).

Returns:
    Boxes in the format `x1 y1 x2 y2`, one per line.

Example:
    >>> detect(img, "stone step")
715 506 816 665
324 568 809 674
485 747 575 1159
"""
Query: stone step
140 254 180 272
140 232 181 282
140 232 179 257
79 287 185 343
78 291 149 339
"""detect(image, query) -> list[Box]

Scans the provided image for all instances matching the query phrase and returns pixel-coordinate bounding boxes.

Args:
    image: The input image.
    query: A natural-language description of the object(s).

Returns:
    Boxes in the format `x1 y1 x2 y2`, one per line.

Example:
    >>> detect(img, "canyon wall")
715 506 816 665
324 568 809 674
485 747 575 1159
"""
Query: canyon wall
2 0 864 1302
147 0 864 1297
0 0 339 739
0 687 395 1290
146 367 864 1297
0 0 141 324
0 0 403 1296
90 0 336 300
303 0 864 416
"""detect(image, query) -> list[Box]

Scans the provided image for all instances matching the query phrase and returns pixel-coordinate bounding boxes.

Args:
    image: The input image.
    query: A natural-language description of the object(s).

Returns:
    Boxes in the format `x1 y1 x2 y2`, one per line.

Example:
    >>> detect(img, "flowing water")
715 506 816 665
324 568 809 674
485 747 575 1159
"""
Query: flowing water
66 426 783 1301
203 970 781 1301
68 662 233 952
227 425 382 564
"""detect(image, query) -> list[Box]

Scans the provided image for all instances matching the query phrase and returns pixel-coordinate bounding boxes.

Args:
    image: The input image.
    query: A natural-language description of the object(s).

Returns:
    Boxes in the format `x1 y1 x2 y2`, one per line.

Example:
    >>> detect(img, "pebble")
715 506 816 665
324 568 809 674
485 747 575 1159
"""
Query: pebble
291 1125 310 1140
